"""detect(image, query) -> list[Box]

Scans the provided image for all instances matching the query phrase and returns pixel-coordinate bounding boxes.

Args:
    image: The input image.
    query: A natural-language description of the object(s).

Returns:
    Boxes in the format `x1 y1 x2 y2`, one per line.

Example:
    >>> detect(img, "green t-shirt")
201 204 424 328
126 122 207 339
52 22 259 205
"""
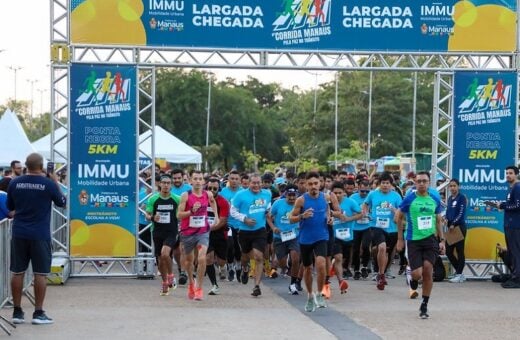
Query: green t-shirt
399 193 443 241
146 193 180 233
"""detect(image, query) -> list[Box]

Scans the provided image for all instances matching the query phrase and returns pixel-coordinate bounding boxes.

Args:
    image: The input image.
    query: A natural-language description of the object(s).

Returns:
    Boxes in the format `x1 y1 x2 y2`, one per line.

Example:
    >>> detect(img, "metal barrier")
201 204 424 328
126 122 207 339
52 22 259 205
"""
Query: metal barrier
0 218 35 310
0 218 12 309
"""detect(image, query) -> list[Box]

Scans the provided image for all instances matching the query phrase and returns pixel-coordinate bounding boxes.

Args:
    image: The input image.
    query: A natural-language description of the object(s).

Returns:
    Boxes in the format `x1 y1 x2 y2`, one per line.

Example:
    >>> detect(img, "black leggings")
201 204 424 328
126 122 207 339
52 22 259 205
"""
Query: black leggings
352 229 370 271
446 239 466 274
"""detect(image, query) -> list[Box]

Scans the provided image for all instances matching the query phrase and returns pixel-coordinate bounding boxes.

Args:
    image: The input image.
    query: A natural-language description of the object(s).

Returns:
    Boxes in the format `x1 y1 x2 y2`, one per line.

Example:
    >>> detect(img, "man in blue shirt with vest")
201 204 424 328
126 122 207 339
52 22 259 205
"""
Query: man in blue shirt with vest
7 153 66 325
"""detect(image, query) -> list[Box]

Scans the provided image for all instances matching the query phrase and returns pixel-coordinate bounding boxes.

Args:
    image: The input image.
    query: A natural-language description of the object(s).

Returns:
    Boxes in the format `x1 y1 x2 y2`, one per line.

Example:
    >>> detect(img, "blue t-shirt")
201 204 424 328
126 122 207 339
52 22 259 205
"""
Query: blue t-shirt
221 186 242 228
0 191 9 220
364 190 402 233
171 183 192 196
270 198 299 240
138 187 148 225
232 189 272 231
350 192 371 231
299 192 329 245
332 197 360 242
7 175 67 240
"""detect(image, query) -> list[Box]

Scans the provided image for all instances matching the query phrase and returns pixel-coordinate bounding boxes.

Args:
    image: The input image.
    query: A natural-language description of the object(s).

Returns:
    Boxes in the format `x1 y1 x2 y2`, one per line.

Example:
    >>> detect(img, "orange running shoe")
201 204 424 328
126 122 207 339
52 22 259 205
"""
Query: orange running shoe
339 279 349 294
187 283 195 300
194 287 204 301
321 283 331 300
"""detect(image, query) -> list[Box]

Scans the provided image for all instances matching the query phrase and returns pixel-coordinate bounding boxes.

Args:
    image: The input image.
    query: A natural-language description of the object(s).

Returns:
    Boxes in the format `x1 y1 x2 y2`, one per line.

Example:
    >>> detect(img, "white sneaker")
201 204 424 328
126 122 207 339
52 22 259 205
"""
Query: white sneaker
449 274 463 283
460 273 466 282
208 285 220 295
385 269 396 279
288 283 299 295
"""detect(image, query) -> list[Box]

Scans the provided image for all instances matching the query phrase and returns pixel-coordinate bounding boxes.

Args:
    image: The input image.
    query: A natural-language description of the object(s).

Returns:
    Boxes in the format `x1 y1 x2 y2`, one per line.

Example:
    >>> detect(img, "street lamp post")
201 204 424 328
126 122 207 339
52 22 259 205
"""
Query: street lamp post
367 71 373 167
27 79 39 124
412 72 417 172
334 72 339 170
8 65 23 102
205 76 212 172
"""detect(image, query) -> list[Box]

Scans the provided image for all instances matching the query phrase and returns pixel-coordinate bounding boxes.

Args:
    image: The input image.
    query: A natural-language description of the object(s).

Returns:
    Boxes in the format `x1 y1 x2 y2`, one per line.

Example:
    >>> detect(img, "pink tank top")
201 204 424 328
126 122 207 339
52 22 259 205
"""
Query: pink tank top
180 190 210 235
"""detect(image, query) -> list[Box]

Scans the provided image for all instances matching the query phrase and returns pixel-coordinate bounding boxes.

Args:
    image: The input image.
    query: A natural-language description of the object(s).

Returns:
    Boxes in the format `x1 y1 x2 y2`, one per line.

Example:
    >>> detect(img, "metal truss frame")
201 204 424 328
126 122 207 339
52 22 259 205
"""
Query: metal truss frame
50 0 518 277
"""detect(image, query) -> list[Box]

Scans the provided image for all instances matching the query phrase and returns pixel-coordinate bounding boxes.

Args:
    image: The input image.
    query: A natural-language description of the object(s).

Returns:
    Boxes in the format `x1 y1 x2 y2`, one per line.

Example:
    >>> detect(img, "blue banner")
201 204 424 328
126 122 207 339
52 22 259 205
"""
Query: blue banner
452 71 517 259
69 63 137 257
70 0 516 52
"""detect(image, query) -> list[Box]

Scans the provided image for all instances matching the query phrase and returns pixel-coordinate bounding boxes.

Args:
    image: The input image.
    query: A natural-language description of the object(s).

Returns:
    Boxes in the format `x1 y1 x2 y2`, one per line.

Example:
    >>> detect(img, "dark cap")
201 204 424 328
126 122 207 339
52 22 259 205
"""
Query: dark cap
261 173 274 182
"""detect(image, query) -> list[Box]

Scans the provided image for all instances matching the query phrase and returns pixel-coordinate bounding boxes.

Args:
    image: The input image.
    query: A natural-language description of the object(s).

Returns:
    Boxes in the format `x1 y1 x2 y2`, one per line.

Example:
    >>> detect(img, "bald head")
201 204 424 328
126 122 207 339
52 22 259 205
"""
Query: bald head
25 153 44 172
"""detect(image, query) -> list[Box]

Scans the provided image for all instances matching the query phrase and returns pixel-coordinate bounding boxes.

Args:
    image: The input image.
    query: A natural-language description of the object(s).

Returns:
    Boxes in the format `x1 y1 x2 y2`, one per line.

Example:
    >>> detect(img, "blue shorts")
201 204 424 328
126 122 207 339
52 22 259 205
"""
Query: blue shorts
10 238 52 275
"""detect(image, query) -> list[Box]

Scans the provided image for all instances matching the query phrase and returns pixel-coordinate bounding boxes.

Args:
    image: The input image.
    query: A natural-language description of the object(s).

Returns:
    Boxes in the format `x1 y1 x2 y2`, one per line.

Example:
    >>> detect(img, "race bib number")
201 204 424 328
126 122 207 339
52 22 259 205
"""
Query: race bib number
418 216 433 230
376 217 390 229
208 216 215 225
335 228 351 240
158 212 170 224
281 229 297 242
358 216 370 224
189 216 206 228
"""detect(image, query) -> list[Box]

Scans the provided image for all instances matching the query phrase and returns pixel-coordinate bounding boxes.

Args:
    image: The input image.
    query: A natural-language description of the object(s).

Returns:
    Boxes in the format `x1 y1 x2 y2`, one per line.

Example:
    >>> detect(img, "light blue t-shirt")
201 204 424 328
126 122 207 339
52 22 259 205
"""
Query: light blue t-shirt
270 198 299 240
171 183 192 196
232 189 272 231
221 186 242 228
332 197 360 242
364 190 402 233
350 192 371 231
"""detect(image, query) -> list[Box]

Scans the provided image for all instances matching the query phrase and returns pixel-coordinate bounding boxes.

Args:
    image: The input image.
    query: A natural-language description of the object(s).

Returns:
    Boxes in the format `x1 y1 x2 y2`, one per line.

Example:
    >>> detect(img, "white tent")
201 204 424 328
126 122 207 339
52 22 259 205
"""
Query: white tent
31 126 67 162
31 124 201 165
0 109 37 167
139 126 202 164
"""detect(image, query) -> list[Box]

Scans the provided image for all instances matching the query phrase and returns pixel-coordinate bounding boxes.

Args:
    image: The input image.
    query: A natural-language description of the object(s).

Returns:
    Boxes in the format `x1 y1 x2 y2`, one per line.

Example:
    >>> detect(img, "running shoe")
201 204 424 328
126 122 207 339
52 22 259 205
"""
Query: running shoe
409 289 419 299
315 293 327 308
321 283 331 299
228 268 235 282
160 282 170 296
339 279 349 294
360 267 368 279
241 267 249 285
344 269 353 279
353 271 361 280
381 274 388 286
329 265 335 277
305 294 316 312
376 274 385 291
385 269 395 279
219 268 227 281
398 265 406 275
12 307 24 324
269 268 279 279
419 303 429 319
251 285 262 297
295 280 303 292
31 311 54 325
187 283 195 300
288 283 299 295
178 271 188 285
194 287 204 301
209 285 220 295
167 274 177 290
236 269 242 283
449 274 466 283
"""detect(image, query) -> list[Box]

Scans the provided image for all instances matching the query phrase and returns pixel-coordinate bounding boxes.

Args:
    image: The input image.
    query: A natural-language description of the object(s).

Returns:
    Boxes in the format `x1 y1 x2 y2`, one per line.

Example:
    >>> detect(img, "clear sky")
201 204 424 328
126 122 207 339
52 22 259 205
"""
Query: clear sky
0 0 334 117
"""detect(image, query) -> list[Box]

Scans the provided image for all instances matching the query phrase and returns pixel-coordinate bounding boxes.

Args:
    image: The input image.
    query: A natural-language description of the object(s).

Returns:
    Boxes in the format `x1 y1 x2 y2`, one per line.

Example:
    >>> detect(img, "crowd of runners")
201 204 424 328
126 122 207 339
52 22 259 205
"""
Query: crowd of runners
141 166 450 319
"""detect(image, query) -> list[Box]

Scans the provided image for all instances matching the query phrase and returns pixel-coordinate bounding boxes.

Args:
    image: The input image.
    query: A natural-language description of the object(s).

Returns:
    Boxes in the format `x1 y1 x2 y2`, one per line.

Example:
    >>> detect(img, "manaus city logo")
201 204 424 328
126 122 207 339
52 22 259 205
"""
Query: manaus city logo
76 70 131 107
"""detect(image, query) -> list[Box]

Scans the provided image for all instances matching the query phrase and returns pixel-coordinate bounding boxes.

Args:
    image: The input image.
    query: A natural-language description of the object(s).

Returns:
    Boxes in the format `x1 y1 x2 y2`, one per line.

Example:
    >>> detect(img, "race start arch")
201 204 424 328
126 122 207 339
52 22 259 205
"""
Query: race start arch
49 0 519 278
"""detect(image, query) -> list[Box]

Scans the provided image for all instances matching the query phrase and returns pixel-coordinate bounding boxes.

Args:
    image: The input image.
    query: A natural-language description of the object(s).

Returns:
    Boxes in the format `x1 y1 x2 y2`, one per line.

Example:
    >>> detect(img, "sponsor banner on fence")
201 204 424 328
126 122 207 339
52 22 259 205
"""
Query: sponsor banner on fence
452 71 517 260
70 63 137 257
70 0 516 53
